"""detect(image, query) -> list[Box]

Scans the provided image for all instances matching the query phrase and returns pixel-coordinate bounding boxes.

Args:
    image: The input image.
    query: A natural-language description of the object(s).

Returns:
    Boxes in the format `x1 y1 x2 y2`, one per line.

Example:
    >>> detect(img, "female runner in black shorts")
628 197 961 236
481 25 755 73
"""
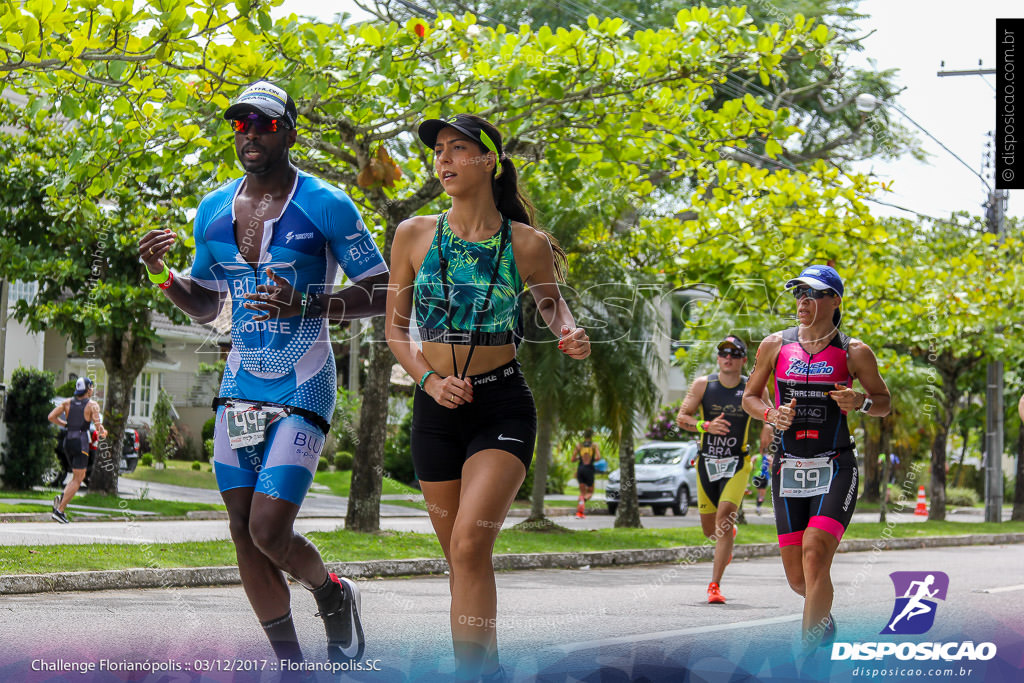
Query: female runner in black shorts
386 114 590 680
743 265 890 651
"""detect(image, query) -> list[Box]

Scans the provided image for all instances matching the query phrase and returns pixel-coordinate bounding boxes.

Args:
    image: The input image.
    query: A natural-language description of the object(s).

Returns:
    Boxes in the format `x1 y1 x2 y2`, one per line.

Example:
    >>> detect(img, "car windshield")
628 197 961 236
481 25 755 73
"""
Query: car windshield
635 446 689 465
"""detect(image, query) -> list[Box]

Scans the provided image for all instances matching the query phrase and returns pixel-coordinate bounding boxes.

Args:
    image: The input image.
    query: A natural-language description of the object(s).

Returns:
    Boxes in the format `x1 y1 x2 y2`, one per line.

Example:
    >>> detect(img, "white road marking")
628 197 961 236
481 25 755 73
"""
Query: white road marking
976 584 1024 594
556 612 803 650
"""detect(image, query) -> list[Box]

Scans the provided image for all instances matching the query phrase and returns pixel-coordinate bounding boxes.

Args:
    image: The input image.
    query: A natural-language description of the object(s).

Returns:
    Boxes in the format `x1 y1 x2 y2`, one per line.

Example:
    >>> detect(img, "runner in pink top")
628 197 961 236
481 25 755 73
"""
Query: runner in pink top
743 265 891 651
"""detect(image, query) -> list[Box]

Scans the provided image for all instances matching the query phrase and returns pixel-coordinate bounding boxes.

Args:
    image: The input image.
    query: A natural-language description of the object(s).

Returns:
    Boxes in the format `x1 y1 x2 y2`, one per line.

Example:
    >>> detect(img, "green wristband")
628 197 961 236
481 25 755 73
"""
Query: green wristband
147 263 170 285
695 421 706 435
419 370 436 390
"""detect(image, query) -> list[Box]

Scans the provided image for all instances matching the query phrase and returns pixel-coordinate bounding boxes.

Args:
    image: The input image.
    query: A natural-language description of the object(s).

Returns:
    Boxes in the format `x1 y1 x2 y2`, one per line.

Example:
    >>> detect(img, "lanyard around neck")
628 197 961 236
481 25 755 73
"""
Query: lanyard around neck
435 210 511 380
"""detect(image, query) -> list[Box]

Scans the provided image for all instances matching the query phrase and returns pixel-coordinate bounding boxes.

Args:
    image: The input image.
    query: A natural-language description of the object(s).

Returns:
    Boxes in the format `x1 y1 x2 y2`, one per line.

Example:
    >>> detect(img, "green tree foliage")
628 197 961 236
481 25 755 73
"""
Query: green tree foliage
150 389 175 463
2 367 57 490
1 1 883 527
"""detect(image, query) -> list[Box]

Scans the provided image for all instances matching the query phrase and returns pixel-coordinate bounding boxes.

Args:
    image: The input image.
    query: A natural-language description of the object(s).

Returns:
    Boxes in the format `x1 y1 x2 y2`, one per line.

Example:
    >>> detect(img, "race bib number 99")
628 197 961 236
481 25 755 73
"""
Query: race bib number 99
779 457 833 498
705 457 739 482
226 408 268 449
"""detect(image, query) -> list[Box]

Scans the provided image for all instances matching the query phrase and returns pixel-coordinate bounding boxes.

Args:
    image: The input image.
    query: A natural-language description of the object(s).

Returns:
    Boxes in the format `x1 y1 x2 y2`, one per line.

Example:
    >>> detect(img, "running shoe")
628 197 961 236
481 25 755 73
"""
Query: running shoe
315 573 365 662
707 582 726 604
53 494 61 513
819 613 836 647
51 508 69 524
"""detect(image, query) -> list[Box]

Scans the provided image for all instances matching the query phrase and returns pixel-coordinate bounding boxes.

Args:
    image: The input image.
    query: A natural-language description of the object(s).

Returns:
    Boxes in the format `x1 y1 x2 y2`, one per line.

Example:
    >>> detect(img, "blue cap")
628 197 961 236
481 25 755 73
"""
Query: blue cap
785 265 844 297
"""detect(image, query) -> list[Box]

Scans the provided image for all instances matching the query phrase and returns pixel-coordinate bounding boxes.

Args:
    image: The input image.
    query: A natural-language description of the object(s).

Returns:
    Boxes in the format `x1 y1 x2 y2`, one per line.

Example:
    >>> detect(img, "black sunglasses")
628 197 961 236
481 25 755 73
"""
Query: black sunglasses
718 349 745 359
792 286 835 300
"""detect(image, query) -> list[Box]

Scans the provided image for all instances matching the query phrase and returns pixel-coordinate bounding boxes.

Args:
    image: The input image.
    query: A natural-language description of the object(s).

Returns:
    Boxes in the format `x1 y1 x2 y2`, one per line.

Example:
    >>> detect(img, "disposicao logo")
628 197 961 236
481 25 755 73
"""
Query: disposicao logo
831 571 997 663
882 571 948 635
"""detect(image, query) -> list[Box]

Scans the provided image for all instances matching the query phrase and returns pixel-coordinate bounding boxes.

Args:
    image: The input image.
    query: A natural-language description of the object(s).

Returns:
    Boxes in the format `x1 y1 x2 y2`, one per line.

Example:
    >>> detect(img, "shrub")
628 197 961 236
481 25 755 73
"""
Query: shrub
150 389 174 463
203 438 215 461
53 378 76 397
317 456 329 472
645 399 686 441
183 435 203 462
2 367 57 489
140 453 154 467
946 486 980 507
383 399 417 484
516 457 568 500
201 416 216 443
334 451 354 471
191 461 202 471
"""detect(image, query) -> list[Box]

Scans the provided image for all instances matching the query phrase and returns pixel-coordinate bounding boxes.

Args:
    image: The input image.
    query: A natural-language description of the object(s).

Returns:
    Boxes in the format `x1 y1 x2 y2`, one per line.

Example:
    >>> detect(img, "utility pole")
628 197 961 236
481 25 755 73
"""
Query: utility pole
938 60 1005 523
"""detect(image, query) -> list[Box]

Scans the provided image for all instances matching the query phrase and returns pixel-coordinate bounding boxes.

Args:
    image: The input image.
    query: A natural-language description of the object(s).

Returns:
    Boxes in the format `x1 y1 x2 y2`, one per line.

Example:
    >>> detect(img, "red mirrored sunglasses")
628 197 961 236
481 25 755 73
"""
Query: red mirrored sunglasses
230 114 286 135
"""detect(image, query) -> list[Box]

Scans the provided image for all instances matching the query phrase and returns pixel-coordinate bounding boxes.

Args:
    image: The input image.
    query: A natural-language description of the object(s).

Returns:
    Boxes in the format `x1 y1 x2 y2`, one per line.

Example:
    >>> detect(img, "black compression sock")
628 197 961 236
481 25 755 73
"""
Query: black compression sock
310 573 344 613
260 611 304 663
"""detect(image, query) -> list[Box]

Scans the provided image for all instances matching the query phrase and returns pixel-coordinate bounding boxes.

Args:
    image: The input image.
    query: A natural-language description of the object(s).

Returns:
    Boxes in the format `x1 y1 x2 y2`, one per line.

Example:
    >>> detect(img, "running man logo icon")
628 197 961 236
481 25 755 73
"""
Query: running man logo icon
881 571 949 635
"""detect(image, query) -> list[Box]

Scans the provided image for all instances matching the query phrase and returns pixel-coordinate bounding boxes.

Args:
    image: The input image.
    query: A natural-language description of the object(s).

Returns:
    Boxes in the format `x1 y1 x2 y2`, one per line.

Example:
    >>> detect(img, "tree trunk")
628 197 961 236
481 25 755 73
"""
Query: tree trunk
953 423 970 488
528 407 556 522
346 315 390 532
93 327 151 495
861 418 881 503
929 423 949 521
1012 418 1024 521
614 426 642 528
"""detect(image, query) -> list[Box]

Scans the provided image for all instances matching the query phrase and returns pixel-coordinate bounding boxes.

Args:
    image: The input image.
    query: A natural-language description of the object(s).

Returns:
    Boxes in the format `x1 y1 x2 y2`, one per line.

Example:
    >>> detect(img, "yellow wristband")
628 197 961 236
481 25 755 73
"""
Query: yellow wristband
147 263 170 285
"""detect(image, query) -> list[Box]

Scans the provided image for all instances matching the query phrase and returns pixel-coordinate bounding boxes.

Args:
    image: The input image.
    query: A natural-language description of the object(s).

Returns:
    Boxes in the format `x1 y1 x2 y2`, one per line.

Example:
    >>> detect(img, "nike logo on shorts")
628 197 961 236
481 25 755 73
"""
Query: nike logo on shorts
497 434 523 443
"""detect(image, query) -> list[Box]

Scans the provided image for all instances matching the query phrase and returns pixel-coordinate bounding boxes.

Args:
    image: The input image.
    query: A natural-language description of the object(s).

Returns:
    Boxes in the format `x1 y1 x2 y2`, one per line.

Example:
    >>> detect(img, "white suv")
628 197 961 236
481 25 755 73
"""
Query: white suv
604 440 699 516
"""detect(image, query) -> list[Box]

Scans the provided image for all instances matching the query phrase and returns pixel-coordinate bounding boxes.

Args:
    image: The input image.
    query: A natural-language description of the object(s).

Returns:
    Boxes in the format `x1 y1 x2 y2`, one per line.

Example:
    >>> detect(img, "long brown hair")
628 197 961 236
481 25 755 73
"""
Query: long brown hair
460 114 568 282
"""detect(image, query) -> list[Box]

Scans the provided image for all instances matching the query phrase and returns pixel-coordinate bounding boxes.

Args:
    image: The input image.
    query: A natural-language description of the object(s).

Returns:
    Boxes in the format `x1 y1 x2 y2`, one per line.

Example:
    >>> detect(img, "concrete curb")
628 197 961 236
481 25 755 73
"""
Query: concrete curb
2 532 1022 596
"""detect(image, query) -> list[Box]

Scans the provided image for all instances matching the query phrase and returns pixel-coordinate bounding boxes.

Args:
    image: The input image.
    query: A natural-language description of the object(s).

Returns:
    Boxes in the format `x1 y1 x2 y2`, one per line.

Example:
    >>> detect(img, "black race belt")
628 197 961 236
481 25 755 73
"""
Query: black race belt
212 397 330 435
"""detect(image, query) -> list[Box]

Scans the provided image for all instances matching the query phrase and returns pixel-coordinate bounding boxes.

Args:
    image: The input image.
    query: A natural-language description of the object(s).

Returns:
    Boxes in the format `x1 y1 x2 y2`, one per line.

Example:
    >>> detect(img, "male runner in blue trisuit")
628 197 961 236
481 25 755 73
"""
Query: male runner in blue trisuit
138 81 388 667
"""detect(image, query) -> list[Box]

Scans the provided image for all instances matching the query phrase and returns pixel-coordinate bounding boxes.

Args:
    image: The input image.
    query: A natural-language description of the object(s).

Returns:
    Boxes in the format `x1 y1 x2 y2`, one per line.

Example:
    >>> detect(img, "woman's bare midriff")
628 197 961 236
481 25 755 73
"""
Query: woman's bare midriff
421 341 517 378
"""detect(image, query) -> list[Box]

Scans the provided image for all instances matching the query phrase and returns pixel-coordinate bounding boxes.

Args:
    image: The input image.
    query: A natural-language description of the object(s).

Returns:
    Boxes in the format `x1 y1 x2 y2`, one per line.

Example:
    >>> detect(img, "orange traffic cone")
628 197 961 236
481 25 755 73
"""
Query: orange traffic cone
914 485 928 516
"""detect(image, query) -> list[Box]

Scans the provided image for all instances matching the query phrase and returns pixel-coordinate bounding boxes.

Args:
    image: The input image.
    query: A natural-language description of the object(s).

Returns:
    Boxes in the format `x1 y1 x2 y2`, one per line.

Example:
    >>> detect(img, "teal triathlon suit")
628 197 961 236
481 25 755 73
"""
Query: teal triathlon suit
191 171 387 505
411 211 536 481
770 327 858 547
64 397 91 470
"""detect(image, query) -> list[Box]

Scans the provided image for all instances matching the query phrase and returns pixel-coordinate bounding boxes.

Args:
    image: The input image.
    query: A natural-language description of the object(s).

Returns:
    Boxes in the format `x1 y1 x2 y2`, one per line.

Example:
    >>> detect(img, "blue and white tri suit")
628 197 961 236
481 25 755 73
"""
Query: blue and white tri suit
191 170 387 504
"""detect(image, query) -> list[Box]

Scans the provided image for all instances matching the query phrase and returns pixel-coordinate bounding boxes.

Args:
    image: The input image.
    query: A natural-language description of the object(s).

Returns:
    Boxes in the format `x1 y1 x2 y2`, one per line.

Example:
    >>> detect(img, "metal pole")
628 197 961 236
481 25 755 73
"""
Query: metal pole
984 189 1007 523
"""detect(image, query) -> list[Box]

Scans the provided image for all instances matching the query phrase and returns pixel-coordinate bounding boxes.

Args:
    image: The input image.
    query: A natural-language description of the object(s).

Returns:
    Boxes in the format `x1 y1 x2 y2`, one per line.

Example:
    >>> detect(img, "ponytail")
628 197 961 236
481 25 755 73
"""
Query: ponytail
492 155 568 282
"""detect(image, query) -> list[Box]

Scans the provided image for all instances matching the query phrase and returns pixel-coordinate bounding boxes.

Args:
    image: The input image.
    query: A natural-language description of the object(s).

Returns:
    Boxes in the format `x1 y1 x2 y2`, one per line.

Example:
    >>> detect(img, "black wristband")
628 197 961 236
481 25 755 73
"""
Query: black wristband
302 293 324 319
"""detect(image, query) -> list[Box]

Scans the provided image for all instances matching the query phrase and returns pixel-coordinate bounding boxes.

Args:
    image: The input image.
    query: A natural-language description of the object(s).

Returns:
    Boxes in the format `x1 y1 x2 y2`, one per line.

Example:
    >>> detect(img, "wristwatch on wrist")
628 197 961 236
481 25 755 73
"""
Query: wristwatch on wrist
858 395 873 414
302 293 324 319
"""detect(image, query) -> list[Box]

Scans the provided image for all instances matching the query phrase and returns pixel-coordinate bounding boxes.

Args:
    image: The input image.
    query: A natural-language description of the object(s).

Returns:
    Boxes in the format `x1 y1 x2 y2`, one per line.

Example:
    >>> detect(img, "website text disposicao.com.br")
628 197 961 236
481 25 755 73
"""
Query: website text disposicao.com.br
851 665 977 679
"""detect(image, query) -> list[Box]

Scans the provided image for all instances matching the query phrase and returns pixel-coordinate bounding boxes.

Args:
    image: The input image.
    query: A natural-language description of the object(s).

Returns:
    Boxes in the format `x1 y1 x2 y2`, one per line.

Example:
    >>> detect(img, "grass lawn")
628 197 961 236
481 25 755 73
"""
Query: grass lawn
2 520 1021 575
313 470 421 498
122 459 220 490
0 489 224 517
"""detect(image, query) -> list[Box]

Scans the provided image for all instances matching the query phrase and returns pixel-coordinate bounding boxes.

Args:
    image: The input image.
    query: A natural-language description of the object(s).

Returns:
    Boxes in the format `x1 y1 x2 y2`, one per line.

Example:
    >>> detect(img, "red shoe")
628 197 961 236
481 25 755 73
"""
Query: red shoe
707 582 726 604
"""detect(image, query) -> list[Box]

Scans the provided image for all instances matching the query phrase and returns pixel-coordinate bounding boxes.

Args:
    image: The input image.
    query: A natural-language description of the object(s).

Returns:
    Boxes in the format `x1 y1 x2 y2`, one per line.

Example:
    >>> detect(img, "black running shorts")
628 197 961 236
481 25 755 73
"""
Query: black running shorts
64 430 90 470
411 360 536 482
576 463 596 487
772 448 858 547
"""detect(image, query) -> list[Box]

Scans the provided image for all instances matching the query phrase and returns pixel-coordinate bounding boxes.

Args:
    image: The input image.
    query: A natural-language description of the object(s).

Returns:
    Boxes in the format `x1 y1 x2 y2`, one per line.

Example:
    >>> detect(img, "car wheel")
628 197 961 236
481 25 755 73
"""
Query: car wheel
652 504 668 516
607 503 618 515
672 485 689 516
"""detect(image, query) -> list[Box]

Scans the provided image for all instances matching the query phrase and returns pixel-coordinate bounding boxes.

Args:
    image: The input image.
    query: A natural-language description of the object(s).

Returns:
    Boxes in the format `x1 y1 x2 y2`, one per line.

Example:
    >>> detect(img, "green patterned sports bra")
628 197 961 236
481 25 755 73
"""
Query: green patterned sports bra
413 211 524 346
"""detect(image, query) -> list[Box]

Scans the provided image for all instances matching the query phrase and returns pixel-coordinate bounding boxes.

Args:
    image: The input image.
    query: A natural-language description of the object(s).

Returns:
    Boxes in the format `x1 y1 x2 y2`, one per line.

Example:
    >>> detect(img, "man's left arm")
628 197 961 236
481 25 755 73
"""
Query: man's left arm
88 401 108 439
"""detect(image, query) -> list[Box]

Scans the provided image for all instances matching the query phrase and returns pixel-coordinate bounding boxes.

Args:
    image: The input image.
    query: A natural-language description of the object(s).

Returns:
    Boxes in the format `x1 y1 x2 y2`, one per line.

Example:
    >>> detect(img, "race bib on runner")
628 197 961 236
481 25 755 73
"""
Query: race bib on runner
704 457 739 482
225 407 269 449
779 457 833 498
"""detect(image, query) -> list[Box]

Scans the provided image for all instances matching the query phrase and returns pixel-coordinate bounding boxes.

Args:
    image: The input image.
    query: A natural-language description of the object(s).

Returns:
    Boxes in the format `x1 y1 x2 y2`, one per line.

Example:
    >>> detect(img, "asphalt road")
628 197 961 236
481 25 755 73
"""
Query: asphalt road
0 544 1020 682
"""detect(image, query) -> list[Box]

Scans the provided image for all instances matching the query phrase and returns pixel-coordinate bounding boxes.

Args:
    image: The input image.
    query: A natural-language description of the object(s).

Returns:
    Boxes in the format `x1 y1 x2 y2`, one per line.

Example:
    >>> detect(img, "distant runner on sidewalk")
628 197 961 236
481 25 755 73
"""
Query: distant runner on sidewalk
571 429 602 518
47 377 107 523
